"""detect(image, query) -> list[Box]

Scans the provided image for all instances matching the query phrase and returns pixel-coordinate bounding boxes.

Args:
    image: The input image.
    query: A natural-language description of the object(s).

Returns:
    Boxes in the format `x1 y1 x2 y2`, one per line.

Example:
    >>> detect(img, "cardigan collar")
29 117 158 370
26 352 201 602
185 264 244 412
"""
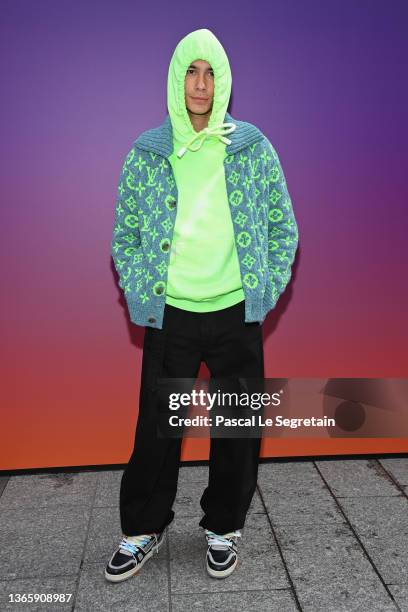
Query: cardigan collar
134 112 264 158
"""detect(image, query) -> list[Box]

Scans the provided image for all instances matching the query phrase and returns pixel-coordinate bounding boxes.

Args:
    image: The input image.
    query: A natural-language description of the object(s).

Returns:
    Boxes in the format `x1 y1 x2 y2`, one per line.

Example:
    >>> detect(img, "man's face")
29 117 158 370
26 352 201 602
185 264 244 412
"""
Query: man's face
184 59 214 116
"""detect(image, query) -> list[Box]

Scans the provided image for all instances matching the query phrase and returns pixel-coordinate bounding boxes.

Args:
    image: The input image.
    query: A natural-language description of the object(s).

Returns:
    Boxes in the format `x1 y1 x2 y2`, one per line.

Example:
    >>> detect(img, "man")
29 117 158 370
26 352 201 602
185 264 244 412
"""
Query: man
105 28 298 582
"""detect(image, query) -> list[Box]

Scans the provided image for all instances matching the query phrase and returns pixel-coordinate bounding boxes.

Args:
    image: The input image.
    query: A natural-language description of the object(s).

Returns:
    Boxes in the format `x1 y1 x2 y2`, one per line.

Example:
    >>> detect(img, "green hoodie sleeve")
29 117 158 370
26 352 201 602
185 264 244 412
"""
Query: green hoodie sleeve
263 138 299 301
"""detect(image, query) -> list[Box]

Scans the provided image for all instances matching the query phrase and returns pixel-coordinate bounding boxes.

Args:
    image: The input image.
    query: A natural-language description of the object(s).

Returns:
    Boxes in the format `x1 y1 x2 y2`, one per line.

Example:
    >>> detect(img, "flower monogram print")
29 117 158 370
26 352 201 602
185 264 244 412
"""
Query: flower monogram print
111 127 298 328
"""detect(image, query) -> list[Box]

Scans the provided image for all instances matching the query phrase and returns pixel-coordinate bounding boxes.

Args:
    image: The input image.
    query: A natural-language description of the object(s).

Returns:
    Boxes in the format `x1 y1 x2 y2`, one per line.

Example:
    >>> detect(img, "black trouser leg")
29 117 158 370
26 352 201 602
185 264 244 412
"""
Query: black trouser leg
198 300 264 533
119 304 202 536
119 299 264 536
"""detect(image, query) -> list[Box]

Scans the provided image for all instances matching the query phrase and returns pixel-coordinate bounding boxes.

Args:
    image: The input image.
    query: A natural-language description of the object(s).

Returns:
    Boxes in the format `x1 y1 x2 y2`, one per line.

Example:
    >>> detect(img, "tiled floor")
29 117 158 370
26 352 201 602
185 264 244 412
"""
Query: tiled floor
0 457 407 611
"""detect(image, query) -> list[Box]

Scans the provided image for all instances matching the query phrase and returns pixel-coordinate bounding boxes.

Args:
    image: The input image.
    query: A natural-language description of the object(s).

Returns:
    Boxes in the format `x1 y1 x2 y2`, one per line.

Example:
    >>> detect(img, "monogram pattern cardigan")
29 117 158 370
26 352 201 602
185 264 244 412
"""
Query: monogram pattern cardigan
111 112 299 328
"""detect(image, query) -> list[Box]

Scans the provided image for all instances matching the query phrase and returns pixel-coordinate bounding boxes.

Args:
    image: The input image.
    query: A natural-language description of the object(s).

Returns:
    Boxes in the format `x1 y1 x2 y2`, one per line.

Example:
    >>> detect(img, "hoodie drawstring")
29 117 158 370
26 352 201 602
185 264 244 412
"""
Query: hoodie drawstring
177 122 236 158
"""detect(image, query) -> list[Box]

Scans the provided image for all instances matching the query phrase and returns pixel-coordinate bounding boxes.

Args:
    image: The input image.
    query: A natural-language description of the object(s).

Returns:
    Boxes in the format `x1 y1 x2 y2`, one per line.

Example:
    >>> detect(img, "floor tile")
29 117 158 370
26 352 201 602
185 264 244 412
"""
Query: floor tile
171 588 298 611
295 579 399 612
259 485 346 526
273 522 379 585
315 459 400 497
379 458 408 487
169 513 289 594
0 506 89 580
0 473 98 509
74 560 169 611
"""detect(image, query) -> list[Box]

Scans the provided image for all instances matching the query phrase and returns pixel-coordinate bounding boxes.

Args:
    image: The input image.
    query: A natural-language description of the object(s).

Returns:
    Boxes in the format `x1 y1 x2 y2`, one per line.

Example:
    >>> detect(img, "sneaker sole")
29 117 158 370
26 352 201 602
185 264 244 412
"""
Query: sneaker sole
104 531 166 583
206 557 238 579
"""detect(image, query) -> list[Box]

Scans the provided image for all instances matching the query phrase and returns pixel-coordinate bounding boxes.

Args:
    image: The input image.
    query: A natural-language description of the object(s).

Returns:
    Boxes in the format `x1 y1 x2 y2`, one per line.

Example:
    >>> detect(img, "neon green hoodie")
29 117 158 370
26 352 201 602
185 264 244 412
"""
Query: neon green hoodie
165 28 245 312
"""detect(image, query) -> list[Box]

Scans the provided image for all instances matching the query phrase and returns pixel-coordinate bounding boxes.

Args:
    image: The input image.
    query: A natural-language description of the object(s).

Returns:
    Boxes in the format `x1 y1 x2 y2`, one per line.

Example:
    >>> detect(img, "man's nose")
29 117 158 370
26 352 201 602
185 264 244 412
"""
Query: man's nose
196 74 206 89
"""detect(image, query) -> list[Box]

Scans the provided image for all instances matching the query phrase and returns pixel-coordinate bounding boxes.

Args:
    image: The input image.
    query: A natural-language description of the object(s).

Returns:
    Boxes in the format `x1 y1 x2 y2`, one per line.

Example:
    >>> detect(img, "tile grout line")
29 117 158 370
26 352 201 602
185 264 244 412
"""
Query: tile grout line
256 485 303 612
312 460 403 612
0 574 79 583
69 473 100 612
0 477 10 499
376 459 408 500
166 526 172 612
171 586 295 597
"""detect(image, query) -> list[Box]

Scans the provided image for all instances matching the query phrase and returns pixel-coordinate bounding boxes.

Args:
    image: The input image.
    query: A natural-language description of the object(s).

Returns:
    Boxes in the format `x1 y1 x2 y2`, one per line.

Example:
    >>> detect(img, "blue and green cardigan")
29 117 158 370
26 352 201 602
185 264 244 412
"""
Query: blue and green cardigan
111 111 299 328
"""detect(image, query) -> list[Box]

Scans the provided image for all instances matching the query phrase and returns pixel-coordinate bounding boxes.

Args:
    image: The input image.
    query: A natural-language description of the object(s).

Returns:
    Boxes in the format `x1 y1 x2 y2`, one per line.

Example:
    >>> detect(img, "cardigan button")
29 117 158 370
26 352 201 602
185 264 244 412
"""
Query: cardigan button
161 241 170 252
147 316 156 324
165 197 177 212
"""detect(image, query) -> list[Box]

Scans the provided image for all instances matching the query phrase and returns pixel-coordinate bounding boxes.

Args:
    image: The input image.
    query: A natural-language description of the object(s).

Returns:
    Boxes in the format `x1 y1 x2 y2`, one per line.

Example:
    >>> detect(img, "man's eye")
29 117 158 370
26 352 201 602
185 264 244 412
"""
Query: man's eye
186 69 214 76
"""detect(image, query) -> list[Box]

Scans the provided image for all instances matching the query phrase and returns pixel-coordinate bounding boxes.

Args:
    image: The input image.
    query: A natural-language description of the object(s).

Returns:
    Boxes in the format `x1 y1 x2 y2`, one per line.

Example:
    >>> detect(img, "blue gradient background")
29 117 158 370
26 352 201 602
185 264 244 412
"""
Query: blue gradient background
1 0 407 469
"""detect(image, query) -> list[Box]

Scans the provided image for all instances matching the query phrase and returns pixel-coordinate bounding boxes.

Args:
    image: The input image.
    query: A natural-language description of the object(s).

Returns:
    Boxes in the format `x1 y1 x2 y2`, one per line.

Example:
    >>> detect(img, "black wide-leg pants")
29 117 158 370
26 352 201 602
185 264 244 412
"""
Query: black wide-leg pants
119 299 264 536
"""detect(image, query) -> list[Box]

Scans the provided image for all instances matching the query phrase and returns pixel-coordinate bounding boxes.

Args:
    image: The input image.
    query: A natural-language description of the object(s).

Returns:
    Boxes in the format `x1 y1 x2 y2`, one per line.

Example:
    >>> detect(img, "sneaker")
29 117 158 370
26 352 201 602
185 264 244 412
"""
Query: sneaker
204 529 241 578
105 530 166 582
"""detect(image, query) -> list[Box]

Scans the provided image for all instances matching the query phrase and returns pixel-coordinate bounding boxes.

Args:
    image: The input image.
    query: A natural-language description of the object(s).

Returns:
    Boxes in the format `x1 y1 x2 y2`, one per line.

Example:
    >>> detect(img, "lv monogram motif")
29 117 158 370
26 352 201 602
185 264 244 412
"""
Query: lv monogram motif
112 133 298 325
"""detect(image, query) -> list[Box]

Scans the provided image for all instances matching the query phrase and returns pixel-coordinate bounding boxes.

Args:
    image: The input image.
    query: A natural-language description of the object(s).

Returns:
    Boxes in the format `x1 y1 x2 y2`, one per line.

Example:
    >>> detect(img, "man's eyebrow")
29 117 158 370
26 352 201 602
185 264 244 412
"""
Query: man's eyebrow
188 64 214 70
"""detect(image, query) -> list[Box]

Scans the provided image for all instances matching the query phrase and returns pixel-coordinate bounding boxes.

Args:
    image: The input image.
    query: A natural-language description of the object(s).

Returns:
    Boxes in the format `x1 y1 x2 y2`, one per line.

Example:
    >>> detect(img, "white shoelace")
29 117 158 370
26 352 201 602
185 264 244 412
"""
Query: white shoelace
119 534 153 556
205 529 241 549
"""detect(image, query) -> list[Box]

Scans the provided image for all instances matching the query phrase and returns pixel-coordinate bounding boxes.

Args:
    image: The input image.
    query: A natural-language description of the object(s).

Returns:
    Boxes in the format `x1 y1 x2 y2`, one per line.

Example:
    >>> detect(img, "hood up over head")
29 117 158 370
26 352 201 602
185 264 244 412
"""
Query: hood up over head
167 28 236 158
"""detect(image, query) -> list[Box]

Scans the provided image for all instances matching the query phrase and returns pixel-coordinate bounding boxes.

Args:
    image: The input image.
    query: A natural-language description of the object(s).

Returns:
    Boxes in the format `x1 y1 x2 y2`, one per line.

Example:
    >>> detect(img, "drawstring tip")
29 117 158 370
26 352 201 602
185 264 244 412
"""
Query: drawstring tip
177 147 187 158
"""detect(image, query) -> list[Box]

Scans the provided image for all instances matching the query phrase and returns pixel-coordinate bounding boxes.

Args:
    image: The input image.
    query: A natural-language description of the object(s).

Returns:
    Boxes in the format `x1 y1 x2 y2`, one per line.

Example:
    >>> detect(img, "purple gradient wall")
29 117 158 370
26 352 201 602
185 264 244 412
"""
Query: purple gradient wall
1 0 407 470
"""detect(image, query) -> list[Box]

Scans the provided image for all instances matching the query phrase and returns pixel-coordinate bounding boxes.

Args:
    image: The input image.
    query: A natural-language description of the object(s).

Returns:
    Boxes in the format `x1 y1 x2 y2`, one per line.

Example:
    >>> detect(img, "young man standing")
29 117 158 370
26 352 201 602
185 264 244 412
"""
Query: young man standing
106 28 298 582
